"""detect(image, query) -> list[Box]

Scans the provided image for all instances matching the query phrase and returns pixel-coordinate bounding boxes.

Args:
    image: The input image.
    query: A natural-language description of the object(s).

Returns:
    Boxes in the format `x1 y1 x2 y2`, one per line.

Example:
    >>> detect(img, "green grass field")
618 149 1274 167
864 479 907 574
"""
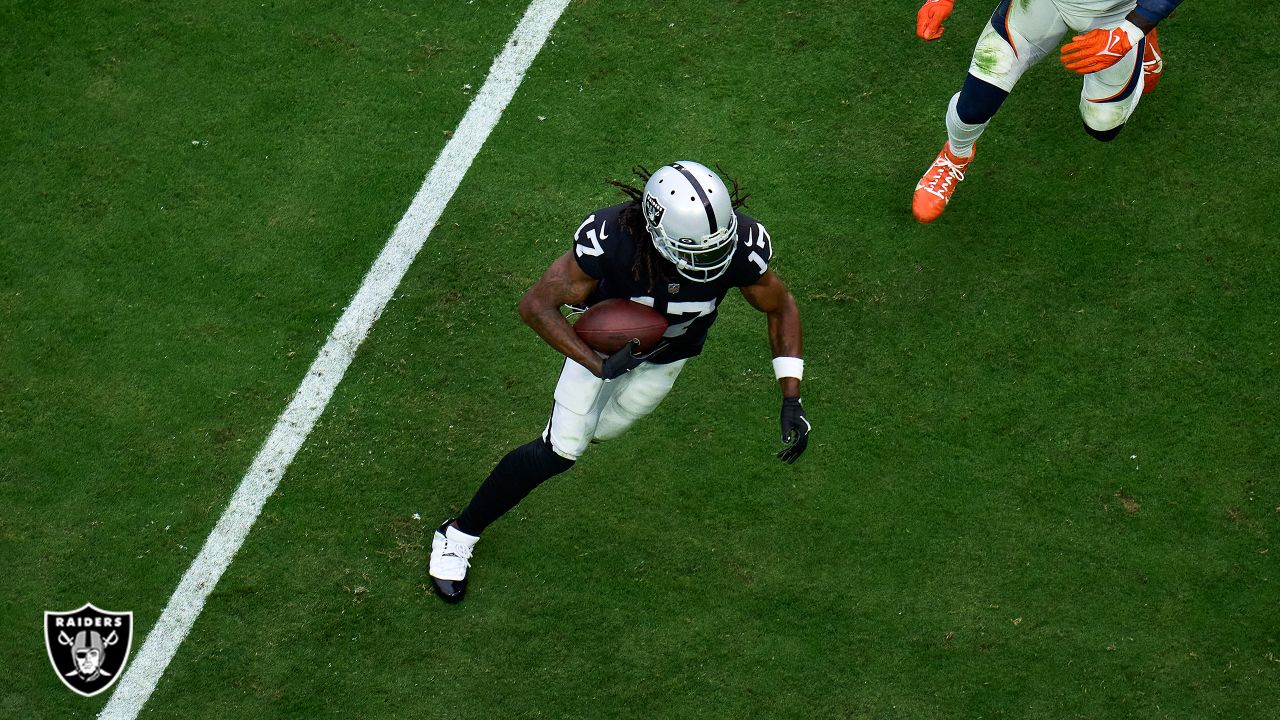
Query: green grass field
3 1 1278 717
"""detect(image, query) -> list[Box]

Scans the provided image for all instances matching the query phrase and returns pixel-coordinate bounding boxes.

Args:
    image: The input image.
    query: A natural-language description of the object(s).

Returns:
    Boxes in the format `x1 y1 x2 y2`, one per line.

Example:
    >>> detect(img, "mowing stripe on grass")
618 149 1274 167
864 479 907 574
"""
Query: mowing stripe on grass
97 1 572 717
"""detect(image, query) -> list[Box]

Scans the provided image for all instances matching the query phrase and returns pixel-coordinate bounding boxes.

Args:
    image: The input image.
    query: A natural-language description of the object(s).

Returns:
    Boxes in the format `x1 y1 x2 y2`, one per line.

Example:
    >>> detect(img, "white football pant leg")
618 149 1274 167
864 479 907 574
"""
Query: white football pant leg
543 358 613 461
1078 10 1146 132
967 0 1069 92
593 359 687 442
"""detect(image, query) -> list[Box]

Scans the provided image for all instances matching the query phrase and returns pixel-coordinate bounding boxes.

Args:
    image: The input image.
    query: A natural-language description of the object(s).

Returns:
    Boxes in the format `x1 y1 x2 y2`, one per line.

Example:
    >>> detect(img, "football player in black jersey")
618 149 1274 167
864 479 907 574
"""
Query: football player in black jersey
429 161 810 603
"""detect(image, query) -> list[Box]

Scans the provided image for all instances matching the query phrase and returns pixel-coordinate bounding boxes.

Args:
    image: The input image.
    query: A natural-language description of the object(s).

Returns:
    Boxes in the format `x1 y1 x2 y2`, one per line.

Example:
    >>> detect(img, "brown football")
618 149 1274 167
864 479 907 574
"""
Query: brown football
574 298 668 353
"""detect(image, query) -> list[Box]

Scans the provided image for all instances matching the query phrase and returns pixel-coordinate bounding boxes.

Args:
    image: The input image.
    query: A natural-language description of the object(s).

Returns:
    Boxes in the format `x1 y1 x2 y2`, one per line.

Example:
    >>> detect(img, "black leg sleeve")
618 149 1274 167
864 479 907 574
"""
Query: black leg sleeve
454 437 575 536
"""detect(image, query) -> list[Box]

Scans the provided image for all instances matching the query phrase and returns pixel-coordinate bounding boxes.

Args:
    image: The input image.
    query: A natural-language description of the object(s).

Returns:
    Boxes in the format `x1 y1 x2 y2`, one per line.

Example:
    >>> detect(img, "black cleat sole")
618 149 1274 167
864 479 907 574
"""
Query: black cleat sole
431 575 467 604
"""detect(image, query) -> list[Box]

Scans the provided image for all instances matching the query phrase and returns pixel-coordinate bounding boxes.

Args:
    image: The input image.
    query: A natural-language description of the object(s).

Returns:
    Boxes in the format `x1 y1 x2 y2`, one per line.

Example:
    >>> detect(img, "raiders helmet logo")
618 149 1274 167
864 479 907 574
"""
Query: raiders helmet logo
643 194 665 228
44 603 133 697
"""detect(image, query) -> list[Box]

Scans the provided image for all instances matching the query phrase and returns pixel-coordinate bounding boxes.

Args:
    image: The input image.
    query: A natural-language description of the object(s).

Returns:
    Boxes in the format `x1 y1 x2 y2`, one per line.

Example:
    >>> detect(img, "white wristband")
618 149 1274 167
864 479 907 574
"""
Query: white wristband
772 356 804 380
1120 19 1146 44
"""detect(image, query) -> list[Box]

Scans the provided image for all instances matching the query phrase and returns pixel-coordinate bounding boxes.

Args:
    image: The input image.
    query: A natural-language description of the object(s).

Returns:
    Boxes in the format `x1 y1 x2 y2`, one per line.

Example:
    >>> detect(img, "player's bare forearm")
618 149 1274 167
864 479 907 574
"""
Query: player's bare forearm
767 305 803 397
518 252 603 375
740 270 804 398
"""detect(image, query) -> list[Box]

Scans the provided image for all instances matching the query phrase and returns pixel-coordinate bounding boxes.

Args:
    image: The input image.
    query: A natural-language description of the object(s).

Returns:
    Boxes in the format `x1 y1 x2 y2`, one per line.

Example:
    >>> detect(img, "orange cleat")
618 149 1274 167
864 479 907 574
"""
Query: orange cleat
912 142 973 224
1142 28 1162 94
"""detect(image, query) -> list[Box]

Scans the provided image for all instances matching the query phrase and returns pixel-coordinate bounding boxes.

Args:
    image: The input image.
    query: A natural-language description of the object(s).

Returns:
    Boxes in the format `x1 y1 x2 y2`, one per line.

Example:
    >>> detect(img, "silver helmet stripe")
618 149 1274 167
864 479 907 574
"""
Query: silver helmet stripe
670 162 717 235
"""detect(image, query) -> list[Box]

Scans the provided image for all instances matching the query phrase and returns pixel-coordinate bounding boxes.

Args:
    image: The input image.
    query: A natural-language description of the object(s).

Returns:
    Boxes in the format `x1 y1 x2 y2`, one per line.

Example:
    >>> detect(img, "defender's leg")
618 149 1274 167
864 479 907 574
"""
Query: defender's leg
1078 16 1146 142
914 0 1068 223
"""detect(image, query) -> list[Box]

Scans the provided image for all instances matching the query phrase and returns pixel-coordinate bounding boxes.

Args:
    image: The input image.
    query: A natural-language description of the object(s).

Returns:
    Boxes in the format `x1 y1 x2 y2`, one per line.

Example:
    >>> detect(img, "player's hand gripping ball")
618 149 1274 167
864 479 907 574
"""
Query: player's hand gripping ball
573 299 668 354
917 0 955 41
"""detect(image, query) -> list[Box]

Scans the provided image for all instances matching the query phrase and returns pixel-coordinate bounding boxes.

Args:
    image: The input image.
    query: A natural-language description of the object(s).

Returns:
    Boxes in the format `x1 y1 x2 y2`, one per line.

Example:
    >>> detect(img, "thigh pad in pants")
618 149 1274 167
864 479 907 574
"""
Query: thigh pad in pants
1078 10 1145 131
543 359 686 460
968 0 1069 92
593 359 687 443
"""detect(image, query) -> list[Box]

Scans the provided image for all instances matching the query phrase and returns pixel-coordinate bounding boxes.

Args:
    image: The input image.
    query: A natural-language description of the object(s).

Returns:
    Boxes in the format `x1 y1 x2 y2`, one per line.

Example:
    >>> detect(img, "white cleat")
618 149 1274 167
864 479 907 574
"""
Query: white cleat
429 520 480 604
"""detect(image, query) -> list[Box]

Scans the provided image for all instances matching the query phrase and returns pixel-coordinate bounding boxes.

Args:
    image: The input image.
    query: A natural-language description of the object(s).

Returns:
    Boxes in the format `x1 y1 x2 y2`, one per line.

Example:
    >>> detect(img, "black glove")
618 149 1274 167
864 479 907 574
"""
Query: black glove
777 396 811 464
600 340 669 381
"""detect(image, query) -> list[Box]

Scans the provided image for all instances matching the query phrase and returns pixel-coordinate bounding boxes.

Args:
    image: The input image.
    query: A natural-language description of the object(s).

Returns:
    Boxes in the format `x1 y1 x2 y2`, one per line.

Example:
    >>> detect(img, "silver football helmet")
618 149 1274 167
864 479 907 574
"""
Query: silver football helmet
641 161 738 283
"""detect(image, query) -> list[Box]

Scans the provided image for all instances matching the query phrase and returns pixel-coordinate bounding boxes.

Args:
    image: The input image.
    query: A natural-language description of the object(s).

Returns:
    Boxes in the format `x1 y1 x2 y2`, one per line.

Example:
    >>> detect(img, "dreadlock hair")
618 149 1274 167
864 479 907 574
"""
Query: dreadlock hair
605 164 750 292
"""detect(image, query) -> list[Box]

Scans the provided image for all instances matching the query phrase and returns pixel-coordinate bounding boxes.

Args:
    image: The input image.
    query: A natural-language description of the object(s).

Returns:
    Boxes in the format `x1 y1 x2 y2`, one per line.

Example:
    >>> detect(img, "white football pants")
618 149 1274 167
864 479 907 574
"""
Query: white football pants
542 357 688 461
970 0 1146 131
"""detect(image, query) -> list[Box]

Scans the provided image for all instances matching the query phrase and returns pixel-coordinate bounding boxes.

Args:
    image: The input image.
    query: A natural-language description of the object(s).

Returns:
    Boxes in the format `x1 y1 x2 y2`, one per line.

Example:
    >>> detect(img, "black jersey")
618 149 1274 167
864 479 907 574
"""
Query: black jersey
571 202 773 363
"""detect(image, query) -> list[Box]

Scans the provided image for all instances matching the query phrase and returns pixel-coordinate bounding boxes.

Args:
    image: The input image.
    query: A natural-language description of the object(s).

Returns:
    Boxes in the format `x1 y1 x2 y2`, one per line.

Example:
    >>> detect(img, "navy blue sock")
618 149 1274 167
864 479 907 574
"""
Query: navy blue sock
956 73 1009 125
1083 122 1125 142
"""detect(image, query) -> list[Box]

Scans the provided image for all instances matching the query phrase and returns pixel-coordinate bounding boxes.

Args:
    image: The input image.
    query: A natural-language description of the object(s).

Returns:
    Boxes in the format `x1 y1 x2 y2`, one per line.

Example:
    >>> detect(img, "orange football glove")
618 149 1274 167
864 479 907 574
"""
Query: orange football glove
917 0 955 41
1060 21 1143 74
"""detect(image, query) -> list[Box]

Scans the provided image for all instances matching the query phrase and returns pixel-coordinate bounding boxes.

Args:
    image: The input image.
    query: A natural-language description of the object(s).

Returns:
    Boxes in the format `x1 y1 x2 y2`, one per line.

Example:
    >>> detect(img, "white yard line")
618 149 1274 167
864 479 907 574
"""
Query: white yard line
98 2 571 717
